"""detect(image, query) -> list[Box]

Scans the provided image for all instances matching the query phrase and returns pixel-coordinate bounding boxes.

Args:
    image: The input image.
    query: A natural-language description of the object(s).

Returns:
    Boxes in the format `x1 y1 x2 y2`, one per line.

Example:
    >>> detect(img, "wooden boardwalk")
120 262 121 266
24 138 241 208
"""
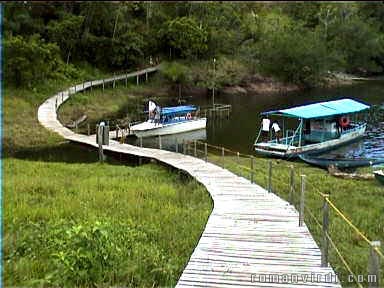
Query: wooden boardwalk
37 68 342 287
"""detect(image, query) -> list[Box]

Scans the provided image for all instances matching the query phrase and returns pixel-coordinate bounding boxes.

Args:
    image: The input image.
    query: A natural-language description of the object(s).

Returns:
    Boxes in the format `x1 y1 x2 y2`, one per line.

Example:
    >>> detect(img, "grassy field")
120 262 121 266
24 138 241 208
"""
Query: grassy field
3 74 213 287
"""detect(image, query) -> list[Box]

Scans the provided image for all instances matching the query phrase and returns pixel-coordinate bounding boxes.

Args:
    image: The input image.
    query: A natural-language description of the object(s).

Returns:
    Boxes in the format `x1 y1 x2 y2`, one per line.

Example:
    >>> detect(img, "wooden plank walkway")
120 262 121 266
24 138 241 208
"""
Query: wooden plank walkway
37 68 342 287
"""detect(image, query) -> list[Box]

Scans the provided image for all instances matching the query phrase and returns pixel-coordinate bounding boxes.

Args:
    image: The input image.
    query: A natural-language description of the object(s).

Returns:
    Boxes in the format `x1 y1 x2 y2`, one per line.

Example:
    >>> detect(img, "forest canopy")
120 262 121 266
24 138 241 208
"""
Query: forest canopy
4 1 384 87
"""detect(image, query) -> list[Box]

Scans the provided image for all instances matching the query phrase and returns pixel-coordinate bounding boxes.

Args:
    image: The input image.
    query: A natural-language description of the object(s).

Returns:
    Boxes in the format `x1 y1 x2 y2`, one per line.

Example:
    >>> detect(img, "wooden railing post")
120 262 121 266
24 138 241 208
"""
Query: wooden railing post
289 165 295 205
221 147 225 168
268 160 272 193
299 175 306 227
250 156 254 184
97 124 104 163
321 194 330 267
368 241 381 288
204 143 208 162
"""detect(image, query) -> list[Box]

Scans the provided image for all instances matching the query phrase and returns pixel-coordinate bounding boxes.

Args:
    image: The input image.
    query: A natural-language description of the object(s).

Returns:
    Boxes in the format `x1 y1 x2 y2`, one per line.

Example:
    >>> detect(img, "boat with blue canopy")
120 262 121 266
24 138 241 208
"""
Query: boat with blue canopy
253 98 370 158
130 101 207 138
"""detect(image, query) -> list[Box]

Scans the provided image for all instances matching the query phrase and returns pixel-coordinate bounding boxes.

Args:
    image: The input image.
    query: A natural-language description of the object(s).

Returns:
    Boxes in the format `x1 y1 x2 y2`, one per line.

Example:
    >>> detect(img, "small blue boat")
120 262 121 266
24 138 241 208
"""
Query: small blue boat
254 99 370 158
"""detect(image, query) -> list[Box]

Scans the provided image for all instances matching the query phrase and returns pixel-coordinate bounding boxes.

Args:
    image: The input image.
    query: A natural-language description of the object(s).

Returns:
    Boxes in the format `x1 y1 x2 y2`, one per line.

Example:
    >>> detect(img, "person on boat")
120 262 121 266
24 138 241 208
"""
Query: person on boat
154 105 161 126
271 120 281 143
261 117 271 141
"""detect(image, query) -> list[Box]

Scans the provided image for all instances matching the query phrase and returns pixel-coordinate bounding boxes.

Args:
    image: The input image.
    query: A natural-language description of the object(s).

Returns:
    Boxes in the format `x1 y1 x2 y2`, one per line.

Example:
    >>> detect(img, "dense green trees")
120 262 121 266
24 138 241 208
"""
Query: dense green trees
4 2 384 87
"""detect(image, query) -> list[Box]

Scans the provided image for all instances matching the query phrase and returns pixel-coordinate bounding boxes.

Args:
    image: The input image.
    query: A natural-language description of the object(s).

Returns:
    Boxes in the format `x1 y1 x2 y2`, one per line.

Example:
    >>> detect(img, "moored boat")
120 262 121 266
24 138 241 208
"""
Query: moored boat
130 102 207 138
298 154 384 169
373 170 384 184
254 98 370 158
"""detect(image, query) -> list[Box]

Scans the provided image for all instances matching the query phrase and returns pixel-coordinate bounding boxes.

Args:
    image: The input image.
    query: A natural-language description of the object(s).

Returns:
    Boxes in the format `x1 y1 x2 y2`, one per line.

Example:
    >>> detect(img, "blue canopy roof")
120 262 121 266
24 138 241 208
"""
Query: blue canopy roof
161 105 197 116
262 99 370 119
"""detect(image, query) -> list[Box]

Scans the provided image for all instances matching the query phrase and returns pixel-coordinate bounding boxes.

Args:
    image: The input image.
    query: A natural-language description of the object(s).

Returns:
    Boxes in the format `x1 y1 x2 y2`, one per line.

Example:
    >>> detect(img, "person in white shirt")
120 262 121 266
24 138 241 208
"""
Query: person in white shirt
261 118 271 141
271 121 281 143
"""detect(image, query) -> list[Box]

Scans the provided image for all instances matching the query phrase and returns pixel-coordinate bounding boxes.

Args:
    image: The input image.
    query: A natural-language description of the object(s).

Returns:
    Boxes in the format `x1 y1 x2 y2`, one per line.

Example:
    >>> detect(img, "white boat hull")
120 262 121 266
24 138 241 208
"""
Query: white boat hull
254 124 366 158
131 118 207 138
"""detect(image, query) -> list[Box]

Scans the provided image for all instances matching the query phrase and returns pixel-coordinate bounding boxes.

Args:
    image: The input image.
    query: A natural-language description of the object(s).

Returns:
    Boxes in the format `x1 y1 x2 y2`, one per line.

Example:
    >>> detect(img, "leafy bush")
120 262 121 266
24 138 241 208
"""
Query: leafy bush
4 35 81 87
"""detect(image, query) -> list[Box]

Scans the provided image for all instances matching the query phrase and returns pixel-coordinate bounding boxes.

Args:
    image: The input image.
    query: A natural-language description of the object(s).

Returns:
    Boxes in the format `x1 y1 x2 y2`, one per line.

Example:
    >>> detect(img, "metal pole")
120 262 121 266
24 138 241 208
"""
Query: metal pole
289 165 294 205
102 79 105 91
158 135 162 149
299 175 306 227
194 140 197 157
204 143 208 162
251 156 254 183
368 241 381 288
268 160 272 193
97 125 104 163
136 74 139 85
321 194 330 267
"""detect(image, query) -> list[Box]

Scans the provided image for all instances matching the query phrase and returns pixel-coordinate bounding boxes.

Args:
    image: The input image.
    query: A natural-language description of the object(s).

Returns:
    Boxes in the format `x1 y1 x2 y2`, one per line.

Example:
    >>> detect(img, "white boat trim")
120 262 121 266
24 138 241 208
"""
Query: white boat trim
131 118 207 138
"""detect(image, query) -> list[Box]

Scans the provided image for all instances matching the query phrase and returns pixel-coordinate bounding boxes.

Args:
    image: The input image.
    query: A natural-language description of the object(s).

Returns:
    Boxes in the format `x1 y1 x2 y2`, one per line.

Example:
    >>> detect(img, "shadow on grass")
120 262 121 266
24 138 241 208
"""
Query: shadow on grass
5 142 148 166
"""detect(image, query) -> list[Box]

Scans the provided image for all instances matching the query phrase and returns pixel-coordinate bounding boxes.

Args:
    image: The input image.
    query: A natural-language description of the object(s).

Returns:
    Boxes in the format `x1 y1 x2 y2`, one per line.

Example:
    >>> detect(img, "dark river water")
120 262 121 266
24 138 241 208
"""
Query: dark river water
128 80 384 159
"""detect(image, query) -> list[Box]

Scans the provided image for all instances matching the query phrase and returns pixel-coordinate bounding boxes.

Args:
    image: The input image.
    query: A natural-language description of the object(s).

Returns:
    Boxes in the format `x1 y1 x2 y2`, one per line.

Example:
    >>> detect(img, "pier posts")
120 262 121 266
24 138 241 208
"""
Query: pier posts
289 165 295 205
368 241 381 288
321 194 330 267
97 124 104 163
221 147 225 168
204 143 208 162
299 175 306 227
250 156 254 183
268 161 272 193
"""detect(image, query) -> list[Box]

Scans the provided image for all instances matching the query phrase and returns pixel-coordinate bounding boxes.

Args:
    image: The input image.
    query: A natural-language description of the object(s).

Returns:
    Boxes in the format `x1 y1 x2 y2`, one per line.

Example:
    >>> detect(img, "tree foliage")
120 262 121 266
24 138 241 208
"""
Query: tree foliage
4 2 384 87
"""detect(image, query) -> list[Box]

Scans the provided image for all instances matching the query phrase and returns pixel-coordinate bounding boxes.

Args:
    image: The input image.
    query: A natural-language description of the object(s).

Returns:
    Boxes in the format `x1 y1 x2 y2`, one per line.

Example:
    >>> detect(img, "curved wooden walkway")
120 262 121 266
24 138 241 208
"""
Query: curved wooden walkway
38 67 341 287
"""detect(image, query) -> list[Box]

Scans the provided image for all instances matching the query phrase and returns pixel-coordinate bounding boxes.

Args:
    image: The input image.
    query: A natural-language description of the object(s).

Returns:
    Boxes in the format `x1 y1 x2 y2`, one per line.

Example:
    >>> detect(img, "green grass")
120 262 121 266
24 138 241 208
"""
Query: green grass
3 73 213 287
4 158 212 287
197 147 384 286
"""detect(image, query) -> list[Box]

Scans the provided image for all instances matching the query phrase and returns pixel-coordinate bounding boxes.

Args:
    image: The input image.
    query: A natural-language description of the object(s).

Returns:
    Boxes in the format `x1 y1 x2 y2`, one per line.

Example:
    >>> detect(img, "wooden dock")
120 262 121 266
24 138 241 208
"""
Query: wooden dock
38 68 342 287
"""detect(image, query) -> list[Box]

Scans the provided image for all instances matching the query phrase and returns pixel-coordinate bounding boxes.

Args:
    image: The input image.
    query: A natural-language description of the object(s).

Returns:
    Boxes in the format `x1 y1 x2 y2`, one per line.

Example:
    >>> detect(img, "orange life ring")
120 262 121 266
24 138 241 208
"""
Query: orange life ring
339 116 350 128
186 113 192 120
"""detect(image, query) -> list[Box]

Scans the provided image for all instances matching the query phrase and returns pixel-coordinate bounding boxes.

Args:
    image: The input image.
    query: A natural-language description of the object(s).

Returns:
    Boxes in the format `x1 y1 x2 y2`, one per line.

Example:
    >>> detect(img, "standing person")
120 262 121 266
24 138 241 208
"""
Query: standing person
271 120 281 143
261 117 271 141
154 105 161 126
